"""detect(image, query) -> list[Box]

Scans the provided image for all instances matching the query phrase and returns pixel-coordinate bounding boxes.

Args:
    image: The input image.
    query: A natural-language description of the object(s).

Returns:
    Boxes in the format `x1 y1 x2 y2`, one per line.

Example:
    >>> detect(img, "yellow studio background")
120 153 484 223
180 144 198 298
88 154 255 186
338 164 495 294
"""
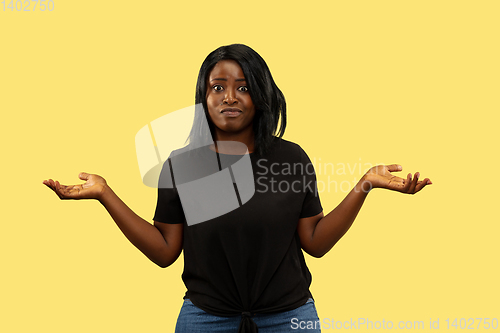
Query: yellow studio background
1 0 498 332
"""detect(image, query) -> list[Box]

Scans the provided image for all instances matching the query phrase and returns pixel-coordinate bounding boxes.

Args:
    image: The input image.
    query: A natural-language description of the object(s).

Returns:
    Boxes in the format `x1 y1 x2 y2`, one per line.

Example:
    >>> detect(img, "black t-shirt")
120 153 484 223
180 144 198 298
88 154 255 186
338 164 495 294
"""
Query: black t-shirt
153 137 323 323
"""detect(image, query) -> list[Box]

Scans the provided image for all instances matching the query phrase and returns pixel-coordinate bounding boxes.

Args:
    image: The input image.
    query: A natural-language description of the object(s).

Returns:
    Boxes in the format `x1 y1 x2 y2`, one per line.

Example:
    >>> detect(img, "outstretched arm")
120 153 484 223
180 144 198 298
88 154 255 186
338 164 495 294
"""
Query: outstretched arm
43 173 183 268
297 164 431 258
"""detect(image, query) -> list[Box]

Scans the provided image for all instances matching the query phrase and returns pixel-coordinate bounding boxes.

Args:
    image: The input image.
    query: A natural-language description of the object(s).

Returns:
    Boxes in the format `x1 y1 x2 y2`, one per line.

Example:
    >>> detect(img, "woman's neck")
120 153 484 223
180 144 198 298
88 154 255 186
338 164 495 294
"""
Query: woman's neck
212 129 255 154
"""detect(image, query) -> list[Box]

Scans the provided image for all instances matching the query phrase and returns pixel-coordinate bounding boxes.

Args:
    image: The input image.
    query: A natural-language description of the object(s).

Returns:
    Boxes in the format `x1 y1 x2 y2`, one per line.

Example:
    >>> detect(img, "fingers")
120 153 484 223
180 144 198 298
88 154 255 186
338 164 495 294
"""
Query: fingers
414 178 431 194
55 181 69 199
43 178 78 199
79 172 90 181
369 167 431 195
408 172 419 193
386 164 402 172
400 173 412 193
405 173 432 194
44 172 92 200
43 179 64 199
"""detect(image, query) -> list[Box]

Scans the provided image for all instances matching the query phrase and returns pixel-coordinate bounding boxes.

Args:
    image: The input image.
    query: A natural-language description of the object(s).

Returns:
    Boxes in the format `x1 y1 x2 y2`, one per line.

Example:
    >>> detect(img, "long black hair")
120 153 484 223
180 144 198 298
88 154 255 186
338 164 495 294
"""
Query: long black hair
188 44 287 156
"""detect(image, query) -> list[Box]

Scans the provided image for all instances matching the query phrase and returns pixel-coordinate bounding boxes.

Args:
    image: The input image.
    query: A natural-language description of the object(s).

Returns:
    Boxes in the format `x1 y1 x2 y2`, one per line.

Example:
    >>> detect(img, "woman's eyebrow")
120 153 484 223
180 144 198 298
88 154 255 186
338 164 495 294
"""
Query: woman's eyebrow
210 78 247 82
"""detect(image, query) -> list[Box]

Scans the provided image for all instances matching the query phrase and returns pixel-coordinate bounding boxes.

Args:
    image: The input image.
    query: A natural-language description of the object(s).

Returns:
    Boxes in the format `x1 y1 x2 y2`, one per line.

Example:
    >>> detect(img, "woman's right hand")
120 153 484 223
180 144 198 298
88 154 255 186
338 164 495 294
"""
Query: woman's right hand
43 172 107 200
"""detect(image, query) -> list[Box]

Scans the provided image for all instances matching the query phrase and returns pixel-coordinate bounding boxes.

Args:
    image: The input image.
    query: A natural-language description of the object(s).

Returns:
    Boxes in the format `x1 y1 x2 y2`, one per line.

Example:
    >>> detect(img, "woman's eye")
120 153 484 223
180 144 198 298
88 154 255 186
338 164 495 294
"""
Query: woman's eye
238 86 248 92
213 85 223 91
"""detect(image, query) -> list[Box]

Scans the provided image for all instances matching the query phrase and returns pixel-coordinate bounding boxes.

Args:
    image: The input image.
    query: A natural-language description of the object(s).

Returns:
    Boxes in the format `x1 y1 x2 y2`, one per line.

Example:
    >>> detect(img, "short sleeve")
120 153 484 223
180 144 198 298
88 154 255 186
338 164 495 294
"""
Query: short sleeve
152 159 186 224
298 147 323 218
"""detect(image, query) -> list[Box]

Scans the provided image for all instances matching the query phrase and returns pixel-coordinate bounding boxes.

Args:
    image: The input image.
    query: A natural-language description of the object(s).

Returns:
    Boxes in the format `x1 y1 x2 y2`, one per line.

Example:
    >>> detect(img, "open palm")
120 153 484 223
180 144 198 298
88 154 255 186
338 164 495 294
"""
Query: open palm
364 164 431 194
43 172 107 200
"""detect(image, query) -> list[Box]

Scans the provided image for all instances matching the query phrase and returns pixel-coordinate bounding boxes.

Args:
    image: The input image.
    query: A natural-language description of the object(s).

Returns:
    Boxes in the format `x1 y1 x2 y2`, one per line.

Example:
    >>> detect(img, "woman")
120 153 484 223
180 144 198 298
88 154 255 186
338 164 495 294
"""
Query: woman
43 44 431 332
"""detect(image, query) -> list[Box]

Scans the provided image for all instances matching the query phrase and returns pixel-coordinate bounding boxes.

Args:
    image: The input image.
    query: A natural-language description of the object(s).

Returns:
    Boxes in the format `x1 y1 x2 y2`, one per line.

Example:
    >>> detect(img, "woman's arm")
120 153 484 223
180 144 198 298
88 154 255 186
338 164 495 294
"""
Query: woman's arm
297 164 431 258
99 185 183 268
43 173 183 268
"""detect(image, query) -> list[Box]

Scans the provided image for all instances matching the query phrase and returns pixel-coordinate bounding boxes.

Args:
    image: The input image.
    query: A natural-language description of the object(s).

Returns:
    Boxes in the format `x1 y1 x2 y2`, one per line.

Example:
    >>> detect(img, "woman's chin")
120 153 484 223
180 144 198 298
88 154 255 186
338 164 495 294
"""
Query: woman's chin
216 124 244 134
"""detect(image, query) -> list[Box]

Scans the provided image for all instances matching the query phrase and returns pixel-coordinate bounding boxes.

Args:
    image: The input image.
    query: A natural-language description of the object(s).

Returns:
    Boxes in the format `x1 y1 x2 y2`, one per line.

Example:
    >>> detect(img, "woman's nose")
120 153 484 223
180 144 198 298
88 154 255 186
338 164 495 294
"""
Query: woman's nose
223 89 237 104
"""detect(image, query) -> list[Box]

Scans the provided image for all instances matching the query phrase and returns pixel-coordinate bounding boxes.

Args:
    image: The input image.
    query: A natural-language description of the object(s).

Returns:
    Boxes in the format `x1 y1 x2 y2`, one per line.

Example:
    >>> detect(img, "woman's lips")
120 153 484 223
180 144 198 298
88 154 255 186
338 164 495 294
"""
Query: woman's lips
221 108 242 117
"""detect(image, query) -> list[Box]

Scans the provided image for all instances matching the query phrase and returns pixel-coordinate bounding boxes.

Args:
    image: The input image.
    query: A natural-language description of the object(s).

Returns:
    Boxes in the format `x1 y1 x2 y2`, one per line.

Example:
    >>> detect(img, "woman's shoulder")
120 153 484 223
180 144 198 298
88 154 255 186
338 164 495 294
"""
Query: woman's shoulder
271 136 305 151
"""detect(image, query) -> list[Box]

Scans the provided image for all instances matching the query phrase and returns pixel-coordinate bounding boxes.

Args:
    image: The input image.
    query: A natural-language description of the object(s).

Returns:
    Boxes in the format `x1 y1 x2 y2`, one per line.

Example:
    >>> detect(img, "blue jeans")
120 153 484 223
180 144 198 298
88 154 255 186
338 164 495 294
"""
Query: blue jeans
175 298 321 332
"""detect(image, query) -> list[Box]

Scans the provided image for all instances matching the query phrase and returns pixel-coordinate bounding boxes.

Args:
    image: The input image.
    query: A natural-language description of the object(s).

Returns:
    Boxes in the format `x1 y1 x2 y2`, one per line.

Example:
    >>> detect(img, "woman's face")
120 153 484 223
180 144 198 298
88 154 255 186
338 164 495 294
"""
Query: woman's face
206 60 256 139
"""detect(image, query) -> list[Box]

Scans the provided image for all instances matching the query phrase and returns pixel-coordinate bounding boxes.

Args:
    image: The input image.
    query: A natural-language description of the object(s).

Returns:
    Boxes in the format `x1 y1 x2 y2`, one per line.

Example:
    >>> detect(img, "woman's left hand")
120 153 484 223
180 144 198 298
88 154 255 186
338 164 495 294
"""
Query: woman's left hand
363 164 432 194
